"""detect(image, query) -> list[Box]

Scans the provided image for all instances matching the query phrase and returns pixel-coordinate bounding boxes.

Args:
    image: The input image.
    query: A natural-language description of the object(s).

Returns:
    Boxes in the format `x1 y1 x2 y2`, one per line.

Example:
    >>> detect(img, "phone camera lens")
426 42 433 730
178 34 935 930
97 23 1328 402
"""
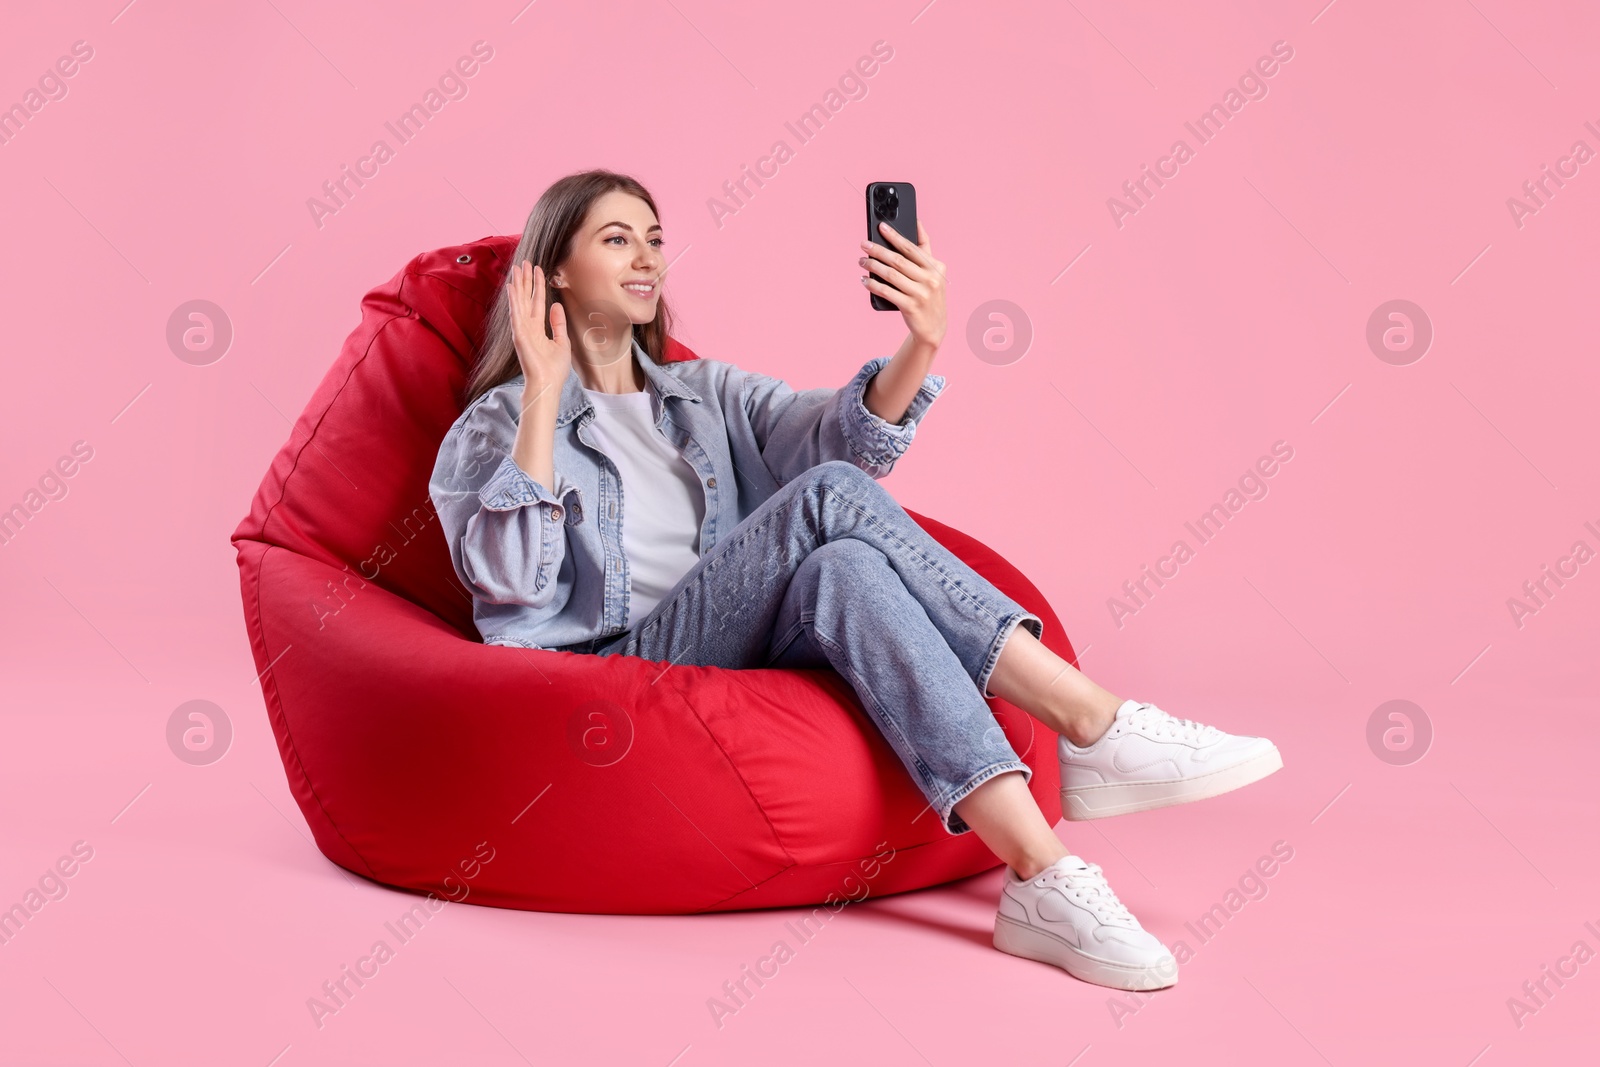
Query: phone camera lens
872 186 899 220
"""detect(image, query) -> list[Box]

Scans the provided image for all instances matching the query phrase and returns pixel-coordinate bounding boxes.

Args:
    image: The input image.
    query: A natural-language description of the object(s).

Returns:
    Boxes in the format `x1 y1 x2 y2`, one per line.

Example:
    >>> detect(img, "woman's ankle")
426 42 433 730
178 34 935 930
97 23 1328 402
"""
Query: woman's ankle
1012 846 1071 881
1060 691 1123 747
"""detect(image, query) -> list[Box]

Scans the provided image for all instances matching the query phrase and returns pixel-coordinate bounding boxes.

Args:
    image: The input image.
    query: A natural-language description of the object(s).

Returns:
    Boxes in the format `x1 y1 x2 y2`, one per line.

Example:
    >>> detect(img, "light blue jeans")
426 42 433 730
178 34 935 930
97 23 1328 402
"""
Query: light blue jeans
583 460 1043 835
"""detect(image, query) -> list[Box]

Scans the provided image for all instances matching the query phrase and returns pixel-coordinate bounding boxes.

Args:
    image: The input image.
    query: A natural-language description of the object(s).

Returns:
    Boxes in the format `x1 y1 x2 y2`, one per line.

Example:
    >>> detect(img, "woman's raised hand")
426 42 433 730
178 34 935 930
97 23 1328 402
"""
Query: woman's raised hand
507 260 573 404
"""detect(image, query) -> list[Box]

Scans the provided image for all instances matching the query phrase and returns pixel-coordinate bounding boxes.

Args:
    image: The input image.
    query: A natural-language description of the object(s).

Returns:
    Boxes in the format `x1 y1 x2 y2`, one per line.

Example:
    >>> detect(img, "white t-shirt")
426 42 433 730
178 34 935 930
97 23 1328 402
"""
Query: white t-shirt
581 386 707 628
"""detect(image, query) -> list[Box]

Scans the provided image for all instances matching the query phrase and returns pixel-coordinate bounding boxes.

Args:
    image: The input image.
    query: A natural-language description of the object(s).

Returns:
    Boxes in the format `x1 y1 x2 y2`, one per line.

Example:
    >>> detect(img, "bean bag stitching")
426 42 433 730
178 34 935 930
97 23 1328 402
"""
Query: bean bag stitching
703 835 964 911
239 258 496 882
807 625 948 809
254 541 380 879
405 260 502 307
694 861 798 913
251 260 493 545
661 671 799 875
713 659 944 866
252 310 418 545
634 484 979 856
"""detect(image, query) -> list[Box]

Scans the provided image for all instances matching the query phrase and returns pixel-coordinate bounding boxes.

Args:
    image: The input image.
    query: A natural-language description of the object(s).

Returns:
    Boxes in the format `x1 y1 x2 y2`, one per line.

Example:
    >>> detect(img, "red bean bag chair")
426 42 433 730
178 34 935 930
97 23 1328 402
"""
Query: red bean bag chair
231 234 1077 914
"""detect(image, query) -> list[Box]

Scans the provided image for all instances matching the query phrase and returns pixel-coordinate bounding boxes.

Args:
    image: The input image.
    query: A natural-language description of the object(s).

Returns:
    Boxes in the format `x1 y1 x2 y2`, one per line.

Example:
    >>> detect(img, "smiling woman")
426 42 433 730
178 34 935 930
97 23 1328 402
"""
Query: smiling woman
462 170 675 410
423 167 1280 993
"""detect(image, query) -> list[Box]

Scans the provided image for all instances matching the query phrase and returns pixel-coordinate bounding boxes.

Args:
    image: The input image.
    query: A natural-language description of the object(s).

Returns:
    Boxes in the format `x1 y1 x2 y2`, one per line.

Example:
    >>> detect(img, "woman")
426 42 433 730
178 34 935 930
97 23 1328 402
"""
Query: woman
429 169 1282 992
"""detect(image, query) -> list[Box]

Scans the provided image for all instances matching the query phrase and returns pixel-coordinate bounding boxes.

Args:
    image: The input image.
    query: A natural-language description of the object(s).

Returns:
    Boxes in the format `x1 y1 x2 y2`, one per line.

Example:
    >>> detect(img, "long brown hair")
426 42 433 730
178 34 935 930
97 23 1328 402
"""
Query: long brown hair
463 169 676 408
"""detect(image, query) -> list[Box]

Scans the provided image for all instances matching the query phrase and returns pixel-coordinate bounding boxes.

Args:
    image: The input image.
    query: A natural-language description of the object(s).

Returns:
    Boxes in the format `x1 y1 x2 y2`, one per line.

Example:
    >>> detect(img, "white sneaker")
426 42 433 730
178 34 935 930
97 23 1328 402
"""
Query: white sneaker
993 854 1178 990
1060 699 1282 821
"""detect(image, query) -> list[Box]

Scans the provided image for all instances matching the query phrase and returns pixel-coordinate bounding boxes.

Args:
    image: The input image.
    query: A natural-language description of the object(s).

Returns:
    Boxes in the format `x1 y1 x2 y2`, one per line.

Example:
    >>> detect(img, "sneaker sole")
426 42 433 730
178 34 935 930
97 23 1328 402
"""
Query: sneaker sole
993 913 1179 991
1061 744 1283 821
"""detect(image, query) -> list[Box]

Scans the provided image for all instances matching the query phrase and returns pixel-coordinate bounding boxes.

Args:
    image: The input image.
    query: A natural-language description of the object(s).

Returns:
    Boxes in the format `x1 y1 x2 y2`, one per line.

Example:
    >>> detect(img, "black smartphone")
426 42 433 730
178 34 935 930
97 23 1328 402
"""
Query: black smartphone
865 181 917 311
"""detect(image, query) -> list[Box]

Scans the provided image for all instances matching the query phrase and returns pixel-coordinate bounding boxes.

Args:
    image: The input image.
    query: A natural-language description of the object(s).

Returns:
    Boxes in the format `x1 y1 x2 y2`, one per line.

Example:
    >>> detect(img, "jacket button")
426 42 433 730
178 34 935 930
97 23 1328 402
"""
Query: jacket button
549 506 563 521
705 477 717 488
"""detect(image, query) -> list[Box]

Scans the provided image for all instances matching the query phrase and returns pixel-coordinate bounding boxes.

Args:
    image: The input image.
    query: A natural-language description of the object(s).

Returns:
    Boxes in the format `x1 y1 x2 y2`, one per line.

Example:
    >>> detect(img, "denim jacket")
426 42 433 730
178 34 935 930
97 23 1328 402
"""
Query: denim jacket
429 339 947 651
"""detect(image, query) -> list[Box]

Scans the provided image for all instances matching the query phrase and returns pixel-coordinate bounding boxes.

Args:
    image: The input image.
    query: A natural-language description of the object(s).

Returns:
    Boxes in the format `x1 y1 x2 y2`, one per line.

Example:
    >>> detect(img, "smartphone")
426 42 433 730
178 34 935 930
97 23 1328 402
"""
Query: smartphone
865 181 917 311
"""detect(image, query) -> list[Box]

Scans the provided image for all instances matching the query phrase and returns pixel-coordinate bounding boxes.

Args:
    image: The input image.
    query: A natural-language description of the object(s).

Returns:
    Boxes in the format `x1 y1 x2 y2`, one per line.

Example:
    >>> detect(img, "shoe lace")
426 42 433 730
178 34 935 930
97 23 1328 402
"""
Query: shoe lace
1040 862 1137 927
1126 702 1220 743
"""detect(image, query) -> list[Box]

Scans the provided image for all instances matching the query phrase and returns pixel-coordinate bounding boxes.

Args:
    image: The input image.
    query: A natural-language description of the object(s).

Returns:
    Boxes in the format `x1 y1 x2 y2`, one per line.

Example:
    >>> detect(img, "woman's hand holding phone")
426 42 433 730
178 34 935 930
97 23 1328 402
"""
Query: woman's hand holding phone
860 218 947 350
858 216 949 426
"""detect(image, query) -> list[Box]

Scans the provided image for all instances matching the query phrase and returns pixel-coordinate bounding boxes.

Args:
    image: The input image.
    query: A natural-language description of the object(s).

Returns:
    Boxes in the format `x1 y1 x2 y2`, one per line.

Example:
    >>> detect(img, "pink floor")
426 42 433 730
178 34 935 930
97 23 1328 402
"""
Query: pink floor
3 1 1597 1064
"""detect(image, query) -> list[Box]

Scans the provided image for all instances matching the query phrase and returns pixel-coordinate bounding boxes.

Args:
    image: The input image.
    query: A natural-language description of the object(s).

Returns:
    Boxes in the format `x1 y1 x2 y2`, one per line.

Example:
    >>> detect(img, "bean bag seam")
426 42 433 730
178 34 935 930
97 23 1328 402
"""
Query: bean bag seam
254 541 381 880
405 260 499 307
253 261 485 547
806 625 949 810
254 309 418 546
694 862 798 913
677 669 802 870
703 835 978 911
241 251 572 884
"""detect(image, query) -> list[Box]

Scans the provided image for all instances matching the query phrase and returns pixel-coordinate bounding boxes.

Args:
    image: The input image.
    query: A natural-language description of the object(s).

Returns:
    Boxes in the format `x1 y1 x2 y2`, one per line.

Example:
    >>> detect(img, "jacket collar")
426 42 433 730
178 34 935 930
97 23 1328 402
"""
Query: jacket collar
554 338 700 426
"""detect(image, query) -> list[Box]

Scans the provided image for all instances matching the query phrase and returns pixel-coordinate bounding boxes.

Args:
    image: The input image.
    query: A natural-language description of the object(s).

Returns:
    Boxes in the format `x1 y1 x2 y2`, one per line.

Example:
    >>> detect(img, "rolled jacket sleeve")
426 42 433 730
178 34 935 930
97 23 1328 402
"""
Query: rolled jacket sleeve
429 422 580 608
835 355 946 475
478 453 579 513
740 355 947 484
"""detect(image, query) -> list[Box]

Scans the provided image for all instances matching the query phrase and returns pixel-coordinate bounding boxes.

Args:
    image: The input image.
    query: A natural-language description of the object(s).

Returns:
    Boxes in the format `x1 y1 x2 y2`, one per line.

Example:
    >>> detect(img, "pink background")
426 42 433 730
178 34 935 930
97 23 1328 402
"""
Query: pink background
2 0 1596 1063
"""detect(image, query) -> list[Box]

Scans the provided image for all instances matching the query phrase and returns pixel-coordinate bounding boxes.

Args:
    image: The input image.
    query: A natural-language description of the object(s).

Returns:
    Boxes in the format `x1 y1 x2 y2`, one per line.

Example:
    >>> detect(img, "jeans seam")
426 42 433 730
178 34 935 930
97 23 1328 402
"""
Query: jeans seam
814 480 1006 627
977 610 1042 701
763 613 810 667
637 500 795 648
818 478 1031 695
941 759 1034 835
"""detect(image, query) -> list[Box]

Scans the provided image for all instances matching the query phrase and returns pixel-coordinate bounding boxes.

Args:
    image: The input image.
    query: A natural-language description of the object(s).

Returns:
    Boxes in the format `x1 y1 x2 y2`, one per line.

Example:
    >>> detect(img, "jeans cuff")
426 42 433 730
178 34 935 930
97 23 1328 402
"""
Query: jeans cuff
976 610 1044 701
940 759 1033 835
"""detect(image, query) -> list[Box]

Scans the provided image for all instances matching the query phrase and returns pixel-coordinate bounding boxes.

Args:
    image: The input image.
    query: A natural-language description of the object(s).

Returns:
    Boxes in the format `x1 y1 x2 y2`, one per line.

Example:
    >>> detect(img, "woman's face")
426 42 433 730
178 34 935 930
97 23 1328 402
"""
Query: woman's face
552 190 664 357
